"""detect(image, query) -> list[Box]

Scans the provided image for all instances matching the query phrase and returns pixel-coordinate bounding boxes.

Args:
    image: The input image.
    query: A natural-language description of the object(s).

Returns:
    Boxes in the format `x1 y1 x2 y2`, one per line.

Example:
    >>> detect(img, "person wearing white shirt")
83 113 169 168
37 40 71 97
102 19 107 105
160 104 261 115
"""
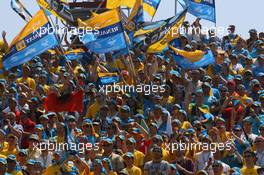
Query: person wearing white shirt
255 136 264 167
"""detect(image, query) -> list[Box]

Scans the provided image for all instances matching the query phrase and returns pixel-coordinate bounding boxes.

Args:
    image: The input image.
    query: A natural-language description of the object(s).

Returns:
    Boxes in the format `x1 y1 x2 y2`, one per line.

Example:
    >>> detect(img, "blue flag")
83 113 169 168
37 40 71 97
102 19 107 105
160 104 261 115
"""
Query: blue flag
78 9 128 54
3 10 58 70
187 0 216 23
172 50 215 69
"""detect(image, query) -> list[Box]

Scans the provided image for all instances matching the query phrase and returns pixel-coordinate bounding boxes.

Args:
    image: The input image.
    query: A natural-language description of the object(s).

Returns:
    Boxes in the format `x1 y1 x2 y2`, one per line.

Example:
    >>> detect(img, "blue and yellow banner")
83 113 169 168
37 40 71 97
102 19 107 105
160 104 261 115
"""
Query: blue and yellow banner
146 9 187 53
78 9 127 54
98 72 120 85
36 0 64 20
125 0 144 32
65 49 86 60
187 0 216 23
3 10 58 70
143 0 161 20
170 46 215 69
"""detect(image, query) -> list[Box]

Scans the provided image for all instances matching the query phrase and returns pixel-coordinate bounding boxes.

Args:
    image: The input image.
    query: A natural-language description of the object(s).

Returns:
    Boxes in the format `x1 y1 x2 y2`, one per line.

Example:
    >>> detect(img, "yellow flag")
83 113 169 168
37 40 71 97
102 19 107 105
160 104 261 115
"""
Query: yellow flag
147 9 187 53
169 46 205 62
36 0 64 20
106 0 136 9
78 9 121 29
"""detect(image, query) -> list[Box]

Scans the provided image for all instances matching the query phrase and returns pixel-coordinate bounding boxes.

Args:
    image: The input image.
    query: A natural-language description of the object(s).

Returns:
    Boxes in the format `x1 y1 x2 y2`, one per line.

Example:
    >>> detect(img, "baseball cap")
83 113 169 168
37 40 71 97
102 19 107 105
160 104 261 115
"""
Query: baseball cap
29 134 39 141
249 29 257 33
121 105 130 112
123 152 134 158
0 158 7 165
127 137 136 143
7 155 17 162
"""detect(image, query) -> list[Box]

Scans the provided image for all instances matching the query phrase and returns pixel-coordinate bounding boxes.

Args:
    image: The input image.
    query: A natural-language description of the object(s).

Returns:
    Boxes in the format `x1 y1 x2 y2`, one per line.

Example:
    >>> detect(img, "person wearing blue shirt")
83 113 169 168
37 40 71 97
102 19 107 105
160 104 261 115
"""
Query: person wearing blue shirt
252 54 264 77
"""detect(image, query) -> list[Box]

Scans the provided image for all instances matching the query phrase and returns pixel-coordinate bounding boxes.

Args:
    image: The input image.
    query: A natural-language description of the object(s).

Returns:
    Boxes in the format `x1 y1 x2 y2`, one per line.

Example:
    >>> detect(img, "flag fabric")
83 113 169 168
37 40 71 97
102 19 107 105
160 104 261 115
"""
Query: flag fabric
134 20 166 38
146 9 187 53
78 9 128 54
36 0 65 20
142 0 161 20
3 10 59 70
65 49 86 60
11 0 32 21
170 46 215 69
125 0 144 32
106 0 136 9
98 72 120 85
187 0 216 23
44 89 84 112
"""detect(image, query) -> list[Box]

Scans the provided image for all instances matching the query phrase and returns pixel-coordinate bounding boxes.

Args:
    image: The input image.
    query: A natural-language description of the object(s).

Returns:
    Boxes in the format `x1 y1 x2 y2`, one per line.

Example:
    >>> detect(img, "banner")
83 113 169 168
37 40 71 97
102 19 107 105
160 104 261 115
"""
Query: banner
98 72 120 85
78 9 128 54
125 0 144 32
11 0 32 22
36 0 63 19
188 0 216 23
143 0 161 20
170 46 215 69
65 49 86 60
3 10 58 70
146 9 187 53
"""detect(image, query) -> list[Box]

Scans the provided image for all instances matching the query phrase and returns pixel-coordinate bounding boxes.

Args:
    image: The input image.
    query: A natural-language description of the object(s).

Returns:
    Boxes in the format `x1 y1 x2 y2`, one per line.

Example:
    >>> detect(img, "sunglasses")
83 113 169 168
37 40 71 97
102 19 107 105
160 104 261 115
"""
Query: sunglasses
233 129 242 132
254 140 263 143
83 124 92 128
106 127 115 130
244 154 253 158
102 144 110 147
212 164 221 168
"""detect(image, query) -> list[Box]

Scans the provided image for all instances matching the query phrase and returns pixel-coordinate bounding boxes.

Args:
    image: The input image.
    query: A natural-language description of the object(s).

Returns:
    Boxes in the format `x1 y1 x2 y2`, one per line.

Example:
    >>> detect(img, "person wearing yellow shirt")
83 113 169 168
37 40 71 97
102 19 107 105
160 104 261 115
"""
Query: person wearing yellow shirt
16 65 36 90
50 58 62 74
38 73 50 95
241 149 260 175
123 152 142 175
86 93 105 119
1 134 18 157
125 137 145 169
105 53 126 72
144 135 170 162
6 155 23 175
0 130 8 156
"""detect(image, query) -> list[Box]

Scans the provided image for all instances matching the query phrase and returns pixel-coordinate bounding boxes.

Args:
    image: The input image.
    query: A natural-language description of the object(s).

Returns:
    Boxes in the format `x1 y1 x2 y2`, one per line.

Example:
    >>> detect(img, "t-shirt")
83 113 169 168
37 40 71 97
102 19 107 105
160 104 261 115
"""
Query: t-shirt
133 150 145 167
125 166 142 175
44 164 62 175
86 101 100 119
16 77 36 90
144 160 170 175
241 166 260 175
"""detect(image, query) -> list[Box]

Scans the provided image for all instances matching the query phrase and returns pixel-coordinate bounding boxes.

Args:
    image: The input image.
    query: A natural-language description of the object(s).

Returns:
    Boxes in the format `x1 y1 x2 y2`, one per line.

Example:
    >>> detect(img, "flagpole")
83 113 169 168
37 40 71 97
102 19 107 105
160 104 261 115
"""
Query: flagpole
214 0 217 27
175 0 178 16
118 8 137 81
